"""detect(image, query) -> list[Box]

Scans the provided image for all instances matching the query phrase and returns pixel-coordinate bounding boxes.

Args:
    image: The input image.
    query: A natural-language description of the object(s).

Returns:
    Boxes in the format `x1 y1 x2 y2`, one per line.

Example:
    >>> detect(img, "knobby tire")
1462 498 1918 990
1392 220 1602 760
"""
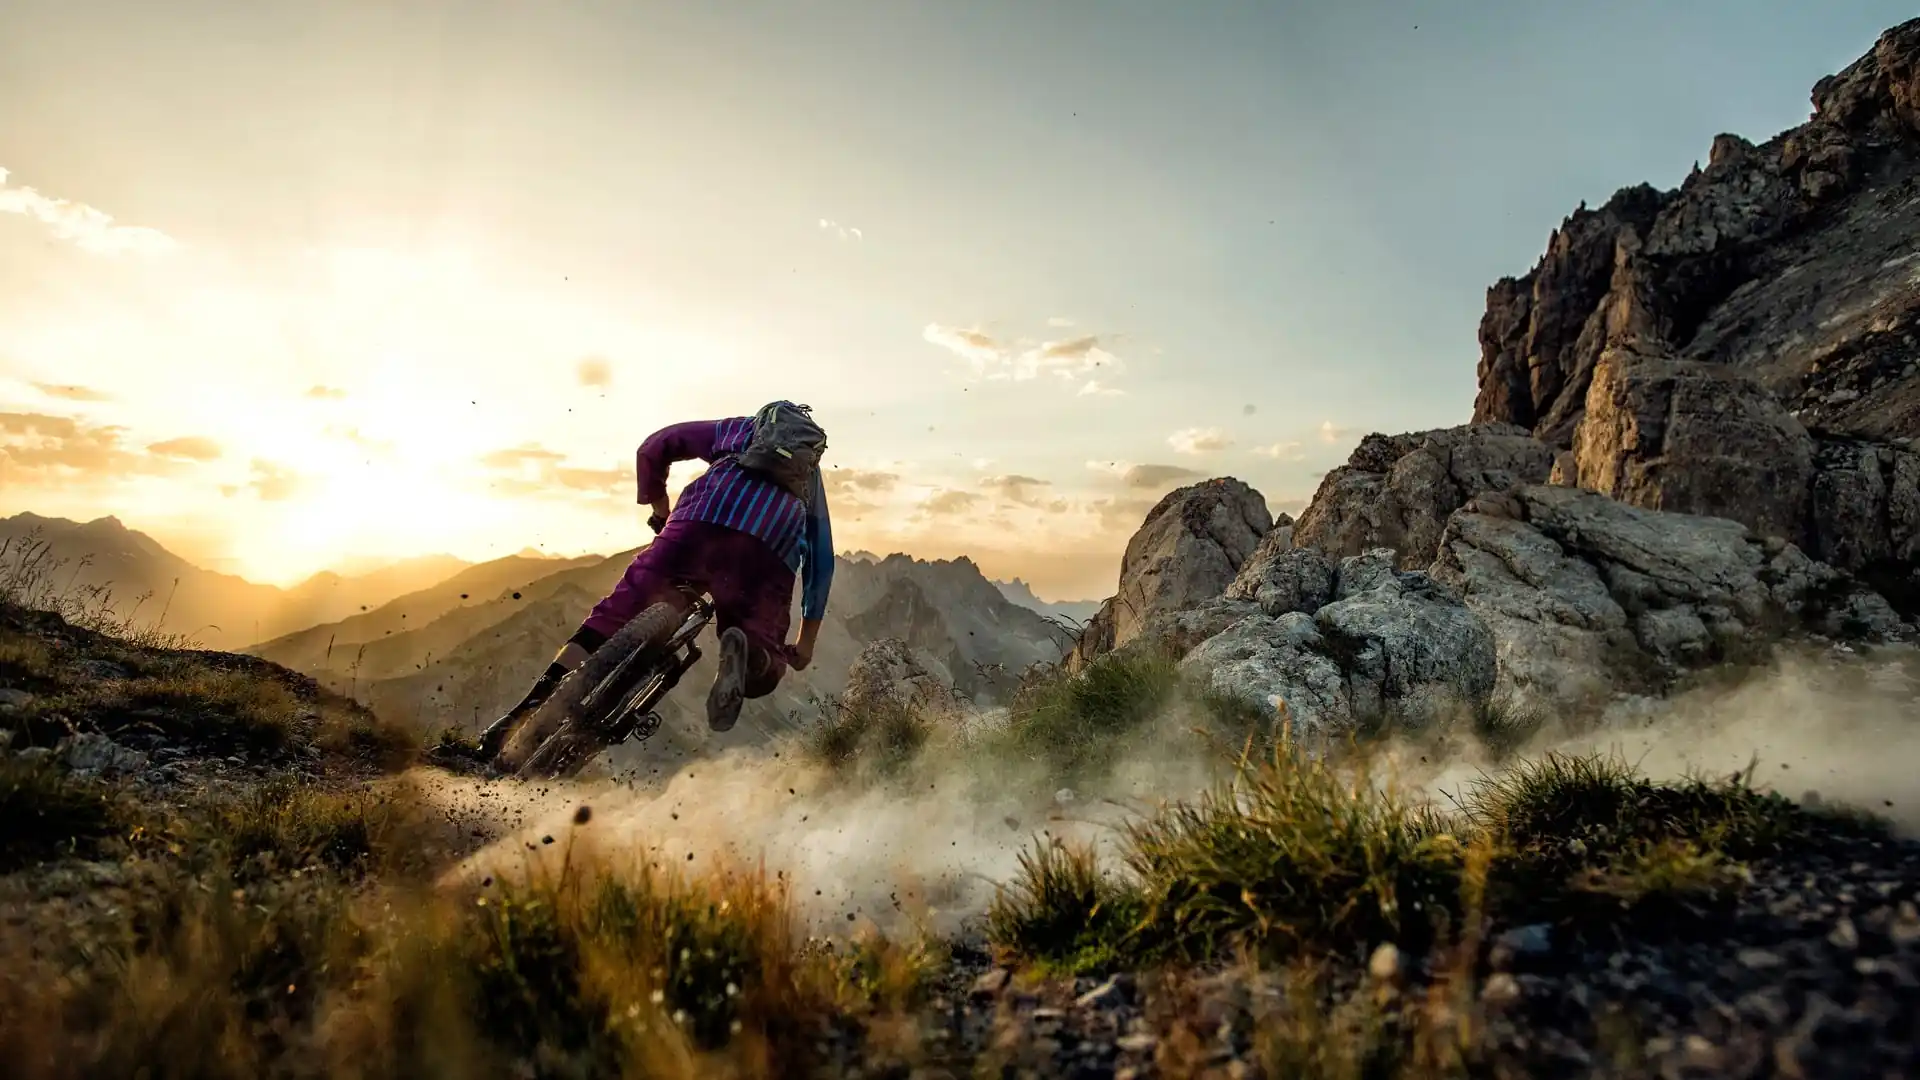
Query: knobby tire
515 602 682 780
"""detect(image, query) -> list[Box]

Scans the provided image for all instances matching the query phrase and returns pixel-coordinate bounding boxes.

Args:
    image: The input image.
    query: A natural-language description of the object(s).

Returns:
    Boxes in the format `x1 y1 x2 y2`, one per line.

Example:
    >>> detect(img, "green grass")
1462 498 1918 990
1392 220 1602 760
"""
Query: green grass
983 649 1184 778
99 665 305 754
986 837 1145 976
213 781 415 878
805 694 931 781
988 745 1890 974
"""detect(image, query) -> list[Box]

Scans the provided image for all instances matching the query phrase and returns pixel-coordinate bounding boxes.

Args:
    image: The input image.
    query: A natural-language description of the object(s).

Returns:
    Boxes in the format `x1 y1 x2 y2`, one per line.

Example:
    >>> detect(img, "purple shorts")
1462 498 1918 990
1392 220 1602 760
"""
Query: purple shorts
583 518 793 690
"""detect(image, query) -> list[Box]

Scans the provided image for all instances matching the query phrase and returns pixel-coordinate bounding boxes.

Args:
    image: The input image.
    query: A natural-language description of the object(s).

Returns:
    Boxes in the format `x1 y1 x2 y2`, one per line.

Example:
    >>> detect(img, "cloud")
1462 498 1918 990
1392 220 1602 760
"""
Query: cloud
916 490 984 519
478 443 626 499
923 324 1124 387
979 474 1065 510
242 459 304 502
32 383 112 402
1047 316 1077 328
304 385 349 400
147 436 223 462
576 356 613 389
1253 441 1305 461
1077 380 1124 397
922 324 1004 367
0 166 178 256
1319 420 1356 444
823 467 900 495
1167 427 1233 455
0 411 197 486
1118 463 1202 489
818 218 864 241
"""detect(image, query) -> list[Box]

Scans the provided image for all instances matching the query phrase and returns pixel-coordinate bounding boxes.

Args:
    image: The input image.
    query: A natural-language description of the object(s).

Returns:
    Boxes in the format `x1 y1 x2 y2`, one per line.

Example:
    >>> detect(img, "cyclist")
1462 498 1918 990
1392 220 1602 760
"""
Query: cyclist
478 401 833 761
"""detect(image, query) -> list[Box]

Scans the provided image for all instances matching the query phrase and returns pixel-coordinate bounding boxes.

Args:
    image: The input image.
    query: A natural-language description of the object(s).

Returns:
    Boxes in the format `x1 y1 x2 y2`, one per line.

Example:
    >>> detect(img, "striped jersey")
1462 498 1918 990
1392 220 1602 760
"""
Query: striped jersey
635 417 835 620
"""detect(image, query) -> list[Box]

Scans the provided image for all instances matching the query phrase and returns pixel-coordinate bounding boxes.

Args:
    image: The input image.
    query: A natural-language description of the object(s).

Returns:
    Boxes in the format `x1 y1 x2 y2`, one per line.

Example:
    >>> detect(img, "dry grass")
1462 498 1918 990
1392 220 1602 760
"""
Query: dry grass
0 802 934 1080
0 529 201 649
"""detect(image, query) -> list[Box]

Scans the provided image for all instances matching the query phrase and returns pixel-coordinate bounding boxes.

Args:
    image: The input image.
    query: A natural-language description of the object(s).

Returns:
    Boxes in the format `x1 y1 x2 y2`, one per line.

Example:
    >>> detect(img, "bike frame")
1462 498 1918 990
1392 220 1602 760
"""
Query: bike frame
583 585 715 747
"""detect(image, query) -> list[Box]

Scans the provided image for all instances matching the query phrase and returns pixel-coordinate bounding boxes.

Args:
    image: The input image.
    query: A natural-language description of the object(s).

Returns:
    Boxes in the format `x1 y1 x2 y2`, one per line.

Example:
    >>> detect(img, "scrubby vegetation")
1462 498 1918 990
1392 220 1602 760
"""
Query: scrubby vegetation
987 739 1892 977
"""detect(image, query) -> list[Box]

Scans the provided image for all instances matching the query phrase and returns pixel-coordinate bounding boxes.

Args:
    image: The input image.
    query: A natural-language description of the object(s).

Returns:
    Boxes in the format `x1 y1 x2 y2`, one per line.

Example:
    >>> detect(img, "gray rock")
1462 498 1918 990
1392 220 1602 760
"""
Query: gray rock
1071 478 1273 667
64 732 150 777
0 687 32 712
1314 567 1497 724
1431 484 1905 710
1180 612 1352 732
1224 539 1335 618
1292 423 1555 569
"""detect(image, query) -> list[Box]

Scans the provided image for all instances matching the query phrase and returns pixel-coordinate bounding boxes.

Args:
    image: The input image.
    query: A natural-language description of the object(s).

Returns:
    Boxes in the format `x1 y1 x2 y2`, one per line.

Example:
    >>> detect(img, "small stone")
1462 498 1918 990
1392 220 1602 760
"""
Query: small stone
1482 972 1521 1006
1368 942 1401 981
0 688 33 711
970 968 1011 999
16 746 51 764
1829 917 1860 950
1074 976 1126 1009
1494 923 1552 959
1737 947 1784 970
1891 902 1920 946
1116 1033 1158 1054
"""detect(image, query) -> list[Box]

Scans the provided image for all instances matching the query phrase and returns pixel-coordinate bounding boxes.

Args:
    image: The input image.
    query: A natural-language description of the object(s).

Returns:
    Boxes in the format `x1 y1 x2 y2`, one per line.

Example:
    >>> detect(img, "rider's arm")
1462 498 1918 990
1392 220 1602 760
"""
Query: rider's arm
635 420 722 509
798 467 835 623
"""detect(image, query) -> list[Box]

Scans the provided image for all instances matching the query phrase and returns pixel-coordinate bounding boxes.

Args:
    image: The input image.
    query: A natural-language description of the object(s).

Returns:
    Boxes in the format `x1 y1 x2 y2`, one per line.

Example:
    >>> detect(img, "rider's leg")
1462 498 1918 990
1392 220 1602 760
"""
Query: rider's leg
476 626 606 757
701 533 796 731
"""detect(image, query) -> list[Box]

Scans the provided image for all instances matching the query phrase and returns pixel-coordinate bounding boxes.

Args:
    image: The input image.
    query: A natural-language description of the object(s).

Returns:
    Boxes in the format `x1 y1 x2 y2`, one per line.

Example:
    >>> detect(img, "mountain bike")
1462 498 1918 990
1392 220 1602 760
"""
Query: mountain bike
508 584 714 780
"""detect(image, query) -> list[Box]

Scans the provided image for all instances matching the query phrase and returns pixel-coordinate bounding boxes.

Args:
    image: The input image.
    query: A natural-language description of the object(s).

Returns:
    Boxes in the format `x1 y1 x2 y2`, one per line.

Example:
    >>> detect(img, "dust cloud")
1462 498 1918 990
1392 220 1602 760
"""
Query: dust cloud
1391 643 1920 834
414 642 1920 940
416 703 1240 939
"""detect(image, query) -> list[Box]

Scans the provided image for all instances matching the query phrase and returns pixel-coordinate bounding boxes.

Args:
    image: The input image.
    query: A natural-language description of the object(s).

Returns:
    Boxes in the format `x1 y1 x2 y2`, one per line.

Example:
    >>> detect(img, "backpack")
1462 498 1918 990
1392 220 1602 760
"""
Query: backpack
729 401 827 502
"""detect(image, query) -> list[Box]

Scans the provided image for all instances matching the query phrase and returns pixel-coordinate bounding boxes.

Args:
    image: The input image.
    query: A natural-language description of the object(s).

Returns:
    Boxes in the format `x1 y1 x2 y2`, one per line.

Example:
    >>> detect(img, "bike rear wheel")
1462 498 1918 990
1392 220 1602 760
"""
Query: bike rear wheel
510 602 683 780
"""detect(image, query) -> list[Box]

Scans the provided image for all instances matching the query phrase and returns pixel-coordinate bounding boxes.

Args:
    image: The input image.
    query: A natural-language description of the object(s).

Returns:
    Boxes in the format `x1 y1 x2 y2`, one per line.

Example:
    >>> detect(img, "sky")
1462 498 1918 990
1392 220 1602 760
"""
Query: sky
2 0 1912 601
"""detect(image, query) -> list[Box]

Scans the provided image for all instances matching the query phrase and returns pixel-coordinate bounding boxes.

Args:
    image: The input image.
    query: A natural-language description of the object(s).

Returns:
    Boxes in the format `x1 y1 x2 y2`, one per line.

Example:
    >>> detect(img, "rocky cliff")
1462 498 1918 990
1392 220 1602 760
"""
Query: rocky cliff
1471 20 1920 609
1067 23 1920 731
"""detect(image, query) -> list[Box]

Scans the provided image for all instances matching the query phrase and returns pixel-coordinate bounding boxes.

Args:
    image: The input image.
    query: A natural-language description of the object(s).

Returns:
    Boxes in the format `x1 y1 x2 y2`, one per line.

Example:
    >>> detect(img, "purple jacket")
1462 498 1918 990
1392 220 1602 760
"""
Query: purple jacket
637 418 835 620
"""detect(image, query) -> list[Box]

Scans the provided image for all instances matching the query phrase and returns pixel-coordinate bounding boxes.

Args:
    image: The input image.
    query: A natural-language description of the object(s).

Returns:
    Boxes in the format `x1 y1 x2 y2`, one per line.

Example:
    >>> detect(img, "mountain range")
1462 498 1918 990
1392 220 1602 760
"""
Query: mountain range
0 513 478 649
1 511 1075 757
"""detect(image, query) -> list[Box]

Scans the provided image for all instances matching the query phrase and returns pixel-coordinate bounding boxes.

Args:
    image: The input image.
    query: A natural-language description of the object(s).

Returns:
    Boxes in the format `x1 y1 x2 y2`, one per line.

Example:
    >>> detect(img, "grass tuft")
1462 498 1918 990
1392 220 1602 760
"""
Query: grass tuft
1121 743 1464 966
987 648 1182 777
987 836 1144 976
806 695 930 781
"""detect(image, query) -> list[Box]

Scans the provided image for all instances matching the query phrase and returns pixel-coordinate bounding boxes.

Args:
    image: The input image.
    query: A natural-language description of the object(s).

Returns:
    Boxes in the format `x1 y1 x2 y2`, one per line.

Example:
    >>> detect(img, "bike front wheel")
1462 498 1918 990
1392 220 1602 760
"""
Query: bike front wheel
511 601 683 780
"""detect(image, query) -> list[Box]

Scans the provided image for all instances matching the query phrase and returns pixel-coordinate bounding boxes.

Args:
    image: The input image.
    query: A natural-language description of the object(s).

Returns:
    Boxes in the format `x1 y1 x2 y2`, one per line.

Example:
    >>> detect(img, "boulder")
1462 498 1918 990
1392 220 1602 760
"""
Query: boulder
1291 424 1555 569
1225 533 1335 617
1180 554 1497 734
1068 478 1271 667
1431 485 1908 709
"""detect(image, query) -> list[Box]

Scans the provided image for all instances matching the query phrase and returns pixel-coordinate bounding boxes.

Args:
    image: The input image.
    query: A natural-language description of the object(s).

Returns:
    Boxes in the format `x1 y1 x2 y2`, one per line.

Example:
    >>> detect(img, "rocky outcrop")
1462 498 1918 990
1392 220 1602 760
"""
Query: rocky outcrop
840 638 952 719
1068 479 1272 668
1431 485 1906 710
1476 20 1920 448
1289 423 1556 568
1180 549 1497 732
